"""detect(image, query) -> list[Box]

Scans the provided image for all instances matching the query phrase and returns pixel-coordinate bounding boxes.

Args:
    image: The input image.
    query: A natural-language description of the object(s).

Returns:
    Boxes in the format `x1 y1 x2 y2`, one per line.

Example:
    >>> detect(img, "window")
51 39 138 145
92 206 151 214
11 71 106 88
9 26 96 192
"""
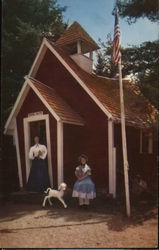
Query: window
140 129 153 154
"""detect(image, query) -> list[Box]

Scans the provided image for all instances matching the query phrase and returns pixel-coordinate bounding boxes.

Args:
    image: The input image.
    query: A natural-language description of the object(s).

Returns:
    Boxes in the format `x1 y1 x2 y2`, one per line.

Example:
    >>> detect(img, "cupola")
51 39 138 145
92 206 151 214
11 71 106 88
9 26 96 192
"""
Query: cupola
56 21 99 73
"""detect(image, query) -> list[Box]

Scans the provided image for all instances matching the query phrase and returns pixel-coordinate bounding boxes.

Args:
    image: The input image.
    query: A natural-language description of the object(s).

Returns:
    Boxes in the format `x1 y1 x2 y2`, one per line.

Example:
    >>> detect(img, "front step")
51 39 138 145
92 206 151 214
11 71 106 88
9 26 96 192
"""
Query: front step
8 190 45 204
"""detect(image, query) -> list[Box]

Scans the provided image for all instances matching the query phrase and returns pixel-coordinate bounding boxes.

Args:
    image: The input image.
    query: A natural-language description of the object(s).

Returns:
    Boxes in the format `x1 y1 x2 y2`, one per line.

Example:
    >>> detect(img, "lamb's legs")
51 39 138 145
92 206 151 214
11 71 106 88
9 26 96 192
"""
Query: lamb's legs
58 197 67 208
42 196 48 207
48 197 53 206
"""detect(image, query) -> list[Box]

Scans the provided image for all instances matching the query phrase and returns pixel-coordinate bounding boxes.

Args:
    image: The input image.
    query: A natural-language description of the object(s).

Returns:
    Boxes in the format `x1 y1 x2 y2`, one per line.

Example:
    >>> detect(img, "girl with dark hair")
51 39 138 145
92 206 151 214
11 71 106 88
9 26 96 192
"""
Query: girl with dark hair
72 154 96 206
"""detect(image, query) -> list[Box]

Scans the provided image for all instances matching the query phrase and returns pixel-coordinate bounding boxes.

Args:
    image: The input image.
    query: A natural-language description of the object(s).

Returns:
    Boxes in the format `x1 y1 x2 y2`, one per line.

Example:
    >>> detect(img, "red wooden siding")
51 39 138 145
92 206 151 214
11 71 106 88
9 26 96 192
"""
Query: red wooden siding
16 89 57 187
36 49 109 188
114 124 157 193
63 124 83 187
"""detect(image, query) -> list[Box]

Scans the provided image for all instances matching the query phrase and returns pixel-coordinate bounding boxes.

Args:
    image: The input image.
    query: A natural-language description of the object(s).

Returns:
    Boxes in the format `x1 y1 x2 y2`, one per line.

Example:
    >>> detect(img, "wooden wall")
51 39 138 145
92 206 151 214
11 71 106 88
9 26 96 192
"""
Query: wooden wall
114 124 158 194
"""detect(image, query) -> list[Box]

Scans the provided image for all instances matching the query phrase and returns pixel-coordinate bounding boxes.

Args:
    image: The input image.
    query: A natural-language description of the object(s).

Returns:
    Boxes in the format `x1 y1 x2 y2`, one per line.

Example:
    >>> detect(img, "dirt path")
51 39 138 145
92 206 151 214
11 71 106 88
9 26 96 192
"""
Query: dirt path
0 197 158 248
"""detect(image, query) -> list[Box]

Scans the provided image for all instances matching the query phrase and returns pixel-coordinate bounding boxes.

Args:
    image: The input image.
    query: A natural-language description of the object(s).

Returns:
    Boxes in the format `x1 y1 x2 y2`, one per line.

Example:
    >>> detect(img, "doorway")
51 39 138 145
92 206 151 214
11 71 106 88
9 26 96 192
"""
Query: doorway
23 114 53 187
30 120 47 146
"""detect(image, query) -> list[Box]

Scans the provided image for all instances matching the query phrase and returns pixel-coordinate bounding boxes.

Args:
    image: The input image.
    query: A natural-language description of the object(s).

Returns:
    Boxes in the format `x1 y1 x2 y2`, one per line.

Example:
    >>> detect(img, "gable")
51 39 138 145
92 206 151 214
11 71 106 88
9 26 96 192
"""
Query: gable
29 38 112 120
4 77 84 134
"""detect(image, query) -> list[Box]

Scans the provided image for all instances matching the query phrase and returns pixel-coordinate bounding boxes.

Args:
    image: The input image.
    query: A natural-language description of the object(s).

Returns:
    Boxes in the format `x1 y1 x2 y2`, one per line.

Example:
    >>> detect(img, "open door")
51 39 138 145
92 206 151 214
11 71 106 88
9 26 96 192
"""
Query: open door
30 120 47 146
23 114 53 187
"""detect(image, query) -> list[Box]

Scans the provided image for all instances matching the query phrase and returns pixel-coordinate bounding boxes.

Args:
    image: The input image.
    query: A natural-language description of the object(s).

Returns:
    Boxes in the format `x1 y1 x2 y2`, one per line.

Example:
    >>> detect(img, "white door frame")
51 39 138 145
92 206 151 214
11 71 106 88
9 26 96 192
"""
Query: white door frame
108 119 116 198
23 114 53 187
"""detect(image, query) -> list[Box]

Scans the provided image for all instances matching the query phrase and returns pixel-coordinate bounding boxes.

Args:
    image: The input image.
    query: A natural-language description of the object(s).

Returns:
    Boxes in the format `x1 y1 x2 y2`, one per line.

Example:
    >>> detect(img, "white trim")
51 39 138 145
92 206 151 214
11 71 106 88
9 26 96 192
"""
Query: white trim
23 118 31 182
27 78 60 122
108 119 116 198
45 115 53 187
44 39 113 120
77 40 82 54
28 40 47 77
4 80 30 133
23 114 53 187
57 121 64 186
14 119 23 187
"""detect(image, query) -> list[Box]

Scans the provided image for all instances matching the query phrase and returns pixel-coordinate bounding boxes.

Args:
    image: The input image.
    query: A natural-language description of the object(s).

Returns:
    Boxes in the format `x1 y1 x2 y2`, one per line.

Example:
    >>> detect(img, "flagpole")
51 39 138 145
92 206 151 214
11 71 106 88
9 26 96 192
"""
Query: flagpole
118 59 131 217
112 3 131 217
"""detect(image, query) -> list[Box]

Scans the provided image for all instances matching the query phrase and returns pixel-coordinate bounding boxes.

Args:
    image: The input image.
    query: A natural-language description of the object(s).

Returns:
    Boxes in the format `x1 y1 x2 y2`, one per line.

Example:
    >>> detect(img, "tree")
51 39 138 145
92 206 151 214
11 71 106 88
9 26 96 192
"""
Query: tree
95 36 159 107
95 0 159 108
2 0 67 124
116 0 159 107
95 34 117 78
117 0 159 23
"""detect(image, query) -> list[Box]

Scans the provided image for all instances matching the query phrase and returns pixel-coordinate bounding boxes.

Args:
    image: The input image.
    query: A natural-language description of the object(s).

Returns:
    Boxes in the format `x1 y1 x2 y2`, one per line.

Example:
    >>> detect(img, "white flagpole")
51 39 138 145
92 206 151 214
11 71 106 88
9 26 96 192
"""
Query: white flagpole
118 59 131 217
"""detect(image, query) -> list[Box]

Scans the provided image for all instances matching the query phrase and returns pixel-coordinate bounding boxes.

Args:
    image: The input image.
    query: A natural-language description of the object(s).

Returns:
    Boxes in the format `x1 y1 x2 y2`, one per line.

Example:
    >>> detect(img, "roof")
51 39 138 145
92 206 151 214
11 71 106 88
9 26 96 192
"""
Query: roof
29 78 84 125
5 34 157 134
47 39 158 128
56 21 99 53
4 76 85 134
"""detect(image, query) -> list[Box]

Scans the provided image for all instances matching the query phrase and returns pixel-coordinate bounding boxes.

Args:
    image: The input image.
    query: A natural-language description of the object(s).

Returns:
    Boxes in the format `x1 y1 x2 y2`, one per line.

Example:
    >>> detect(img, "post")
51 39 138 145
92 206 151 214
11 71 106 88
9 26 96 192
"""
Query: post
14 119 23 187
77 40 82 54
57 121 64 186
118 60 131 217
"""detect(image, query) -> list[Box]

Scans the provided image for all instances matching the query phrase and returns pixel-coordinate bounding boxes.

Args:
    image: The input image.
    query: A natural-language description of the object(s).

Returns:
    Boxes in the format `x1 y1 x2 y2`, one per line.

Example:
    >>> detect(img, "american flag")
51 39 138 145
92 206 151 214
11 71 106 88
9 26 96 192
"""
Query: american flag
112 7 121 64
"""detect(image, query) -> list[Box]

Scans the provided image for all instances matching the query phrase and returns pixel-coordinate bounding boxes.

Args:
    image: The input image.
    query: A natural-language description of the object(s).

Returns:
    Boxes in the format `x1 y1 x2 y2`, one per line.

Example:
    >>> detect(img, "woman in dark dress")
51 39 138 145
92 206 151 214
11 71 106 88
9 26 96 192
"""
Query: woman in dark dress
26 136 50 192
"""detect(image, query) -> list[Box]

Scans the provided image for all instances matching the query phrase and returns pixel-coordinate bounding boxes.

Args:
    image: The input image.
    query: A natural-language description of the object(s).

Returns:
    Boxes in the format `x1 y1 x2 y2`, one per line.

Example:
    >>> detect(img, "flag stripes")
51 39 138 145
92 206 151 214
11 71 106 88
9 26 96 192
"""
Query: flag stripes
112 7 121 64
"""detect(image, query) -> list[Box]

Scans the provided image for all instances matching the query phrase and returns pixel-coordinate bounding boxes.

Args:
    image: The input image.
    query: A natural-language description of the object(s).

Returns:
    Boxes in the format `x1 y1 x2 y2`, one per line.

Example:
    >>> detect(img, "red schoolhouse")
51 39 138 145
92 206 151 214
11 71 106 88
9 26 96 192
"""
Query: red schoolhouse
4 22 158 197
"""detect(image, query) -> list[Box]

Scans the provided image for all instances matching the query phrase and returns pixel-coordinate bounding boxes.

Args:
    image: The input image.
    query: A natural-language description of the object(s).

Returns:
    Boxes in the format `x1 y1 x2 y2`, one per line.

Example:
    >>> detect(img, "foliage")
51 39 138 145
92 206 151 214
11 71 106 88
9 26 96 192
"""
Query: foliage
95 36 159 107
117 0 159 23
2 0 67 124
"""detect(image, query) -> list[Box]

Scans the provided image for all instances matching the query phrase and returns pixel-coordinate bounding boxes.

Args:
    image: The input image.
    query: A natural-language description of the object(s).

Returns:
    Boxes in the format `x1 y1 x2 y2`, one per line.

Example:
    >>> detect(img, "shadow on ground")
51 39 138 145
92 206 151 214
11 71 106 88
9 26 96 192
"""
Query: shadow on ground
0 190 157 234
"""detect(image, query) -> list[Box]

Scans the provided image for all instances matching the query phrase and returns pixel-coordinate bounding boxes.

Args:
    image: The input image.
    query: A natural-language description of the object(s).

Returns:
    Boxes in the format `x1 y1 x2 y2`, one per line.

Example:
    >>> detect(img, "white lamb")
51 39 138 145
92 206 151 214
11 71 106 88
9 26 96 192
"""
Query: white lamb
42 183 67 208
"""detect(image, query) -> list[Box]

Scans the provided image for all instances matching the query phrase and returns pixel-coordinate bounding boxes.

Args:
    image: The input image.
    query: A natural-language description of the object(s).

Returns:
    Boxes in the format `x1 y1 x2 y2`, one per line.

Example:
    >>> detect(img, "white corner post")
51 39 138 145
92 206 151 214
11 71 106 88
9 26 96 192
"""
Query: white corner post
23 118 31 182
108 119 116 198
57 121 64 186
89 51 93 60
77 40 82 54
14 119 23 187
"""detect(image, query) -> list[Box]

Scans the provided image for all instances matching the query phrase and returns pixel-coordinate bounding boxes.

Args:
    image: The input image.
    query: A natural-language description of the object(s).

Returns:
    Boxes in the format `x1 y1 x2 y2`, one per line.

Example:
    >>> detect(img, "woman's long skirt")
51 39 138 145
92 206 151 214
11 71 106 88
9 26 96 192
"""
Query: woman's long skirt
26 158 50 192
72 176 96 199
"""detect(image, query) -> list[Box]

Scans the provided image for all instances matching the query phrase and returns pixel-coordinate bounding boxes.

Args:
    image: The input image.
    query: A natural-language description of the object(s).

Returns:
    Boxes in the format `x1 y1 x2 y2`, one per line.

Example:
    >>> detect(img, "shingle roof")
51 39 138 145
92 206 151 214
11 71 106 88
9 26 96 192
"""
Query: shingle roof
47 39 158 128
56 21 99 53
29 77 84 125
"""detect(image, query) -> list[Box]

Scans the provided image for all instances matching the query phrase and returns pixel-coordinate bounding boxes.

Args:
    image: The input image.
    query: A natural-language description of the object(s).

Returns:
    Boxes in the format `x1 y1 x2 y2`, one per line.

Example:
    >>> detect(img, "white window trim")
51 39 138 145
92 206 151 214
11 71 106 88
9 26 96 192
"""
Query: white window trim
140 129 153 154
57 121 64 187
14 119 23 187
108 119 116 198
23 114 53 187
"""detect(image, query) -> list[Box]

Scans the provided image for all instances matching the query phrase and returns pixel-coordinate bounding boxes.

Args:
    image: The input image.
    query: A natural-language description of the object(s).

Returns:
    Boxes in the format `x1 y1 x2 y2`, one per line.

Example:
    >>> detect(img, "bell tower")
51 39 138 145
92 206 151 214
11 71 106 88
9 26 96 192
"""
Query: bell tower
56 21 99 73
